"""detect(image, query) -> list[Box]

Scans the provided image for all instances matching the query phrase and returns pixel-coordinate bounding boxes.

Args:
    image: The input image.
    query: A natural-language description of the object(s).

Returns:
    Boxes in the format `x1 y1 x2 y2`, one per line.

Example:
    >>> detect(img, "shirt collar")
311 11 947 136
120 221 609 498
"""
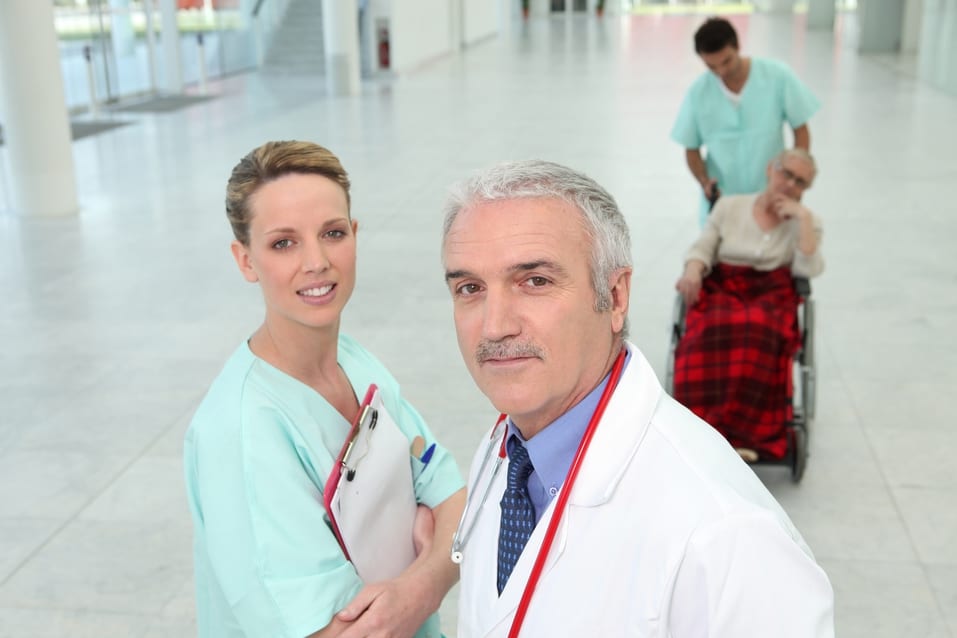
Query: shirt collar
505 348 631 498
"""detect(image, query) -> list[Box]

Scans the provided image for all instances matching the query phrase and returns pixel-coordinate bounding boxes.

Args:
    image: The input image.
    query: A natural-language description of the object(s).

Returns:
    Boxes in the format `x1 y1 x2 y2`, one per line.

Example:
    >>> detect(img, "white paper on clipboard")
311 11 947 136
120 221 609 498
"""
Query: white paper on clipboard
327 387 417 583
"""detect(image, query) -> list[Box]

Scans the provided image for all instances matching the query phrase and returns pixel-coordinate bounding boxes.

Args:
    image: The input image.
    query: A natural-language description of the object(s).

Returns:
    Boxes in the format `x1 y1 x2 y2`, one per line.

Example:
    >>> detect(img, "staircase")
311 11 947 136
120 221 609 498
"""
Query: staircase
262 0 325 74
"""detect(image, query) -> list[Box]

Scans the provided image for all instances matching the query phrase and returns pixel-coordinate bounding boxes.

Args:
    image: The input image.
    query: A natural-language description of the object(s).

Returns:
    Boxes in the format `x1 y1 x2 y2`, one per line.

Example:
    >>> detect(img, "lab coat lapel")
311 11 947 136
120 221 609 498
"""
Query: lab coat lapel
473 343 662 636
496 343 661 625
482 496 560 634
567 343 662 508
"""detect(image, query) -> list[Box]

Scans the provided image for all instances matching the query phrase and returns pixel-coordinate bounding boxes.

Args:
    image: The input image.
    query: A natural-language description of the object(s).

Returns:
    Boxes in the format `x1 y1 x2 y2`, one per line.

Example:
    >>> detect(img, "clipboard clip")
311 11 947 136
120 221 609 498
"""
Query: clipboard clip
342 404 378 482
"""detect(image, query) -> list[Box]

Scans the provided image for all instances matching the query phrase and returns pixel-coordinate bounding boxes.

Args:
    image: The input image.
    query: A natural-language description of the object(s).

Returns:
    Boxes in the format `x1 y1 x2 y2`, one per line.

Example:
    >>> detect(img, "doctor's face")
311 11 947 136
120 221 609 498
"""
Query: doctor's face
443 197 629 439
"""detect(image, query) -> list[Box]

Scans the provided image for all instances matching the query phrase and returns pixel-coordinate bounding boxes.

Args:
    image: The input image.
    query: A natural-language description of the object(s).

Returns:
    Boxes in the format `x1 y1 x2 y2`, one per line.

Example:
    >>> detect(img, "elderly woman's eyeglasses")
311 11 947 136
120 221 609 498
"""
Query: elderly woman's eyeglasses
774 162 811 189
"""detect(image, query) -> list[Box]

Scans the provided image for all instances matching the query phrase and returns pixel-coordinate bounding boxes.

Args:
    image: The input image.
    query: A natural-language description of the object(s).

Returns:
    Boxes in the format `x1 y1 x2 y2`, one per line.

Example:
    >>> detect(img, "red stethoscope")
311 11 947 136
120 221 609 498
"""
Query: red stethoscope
449 348 627 638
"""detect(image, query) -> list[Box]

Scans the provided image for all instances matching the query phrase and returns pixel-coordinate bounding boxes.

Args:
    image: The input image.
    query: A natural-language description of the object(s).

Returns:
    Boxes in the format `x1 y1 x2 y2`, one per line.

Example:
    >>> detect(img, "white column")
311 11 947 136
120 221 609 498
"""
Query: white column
159 0 183 92
110 0 136 57
918 0 957 92
858 0 905 53
321 0 360 95
143 0 160 91
531 0 549 17
450 0 464 51
0 0 78 217
806 0 835 29
901 0 923 53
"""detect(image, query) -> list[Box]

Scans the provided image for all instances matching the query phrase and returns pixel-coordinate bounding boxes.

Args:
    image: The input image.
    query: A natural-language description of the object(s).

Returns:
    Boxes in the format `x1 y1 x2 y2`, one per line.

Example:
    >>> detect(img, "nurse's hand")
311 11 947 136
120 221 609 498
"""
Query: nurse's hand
323 489 465 638
328 571 436 638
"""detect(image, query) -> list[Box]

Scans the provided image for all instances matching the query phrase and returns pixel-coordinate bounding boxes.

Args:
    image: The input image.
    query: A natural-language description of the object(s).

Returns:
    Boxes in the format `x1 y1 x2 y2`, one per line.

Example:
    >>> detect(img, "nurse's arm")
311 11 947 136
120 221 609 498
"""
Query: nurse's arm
328 488 467 638
684 148 718 199
792 124 811 150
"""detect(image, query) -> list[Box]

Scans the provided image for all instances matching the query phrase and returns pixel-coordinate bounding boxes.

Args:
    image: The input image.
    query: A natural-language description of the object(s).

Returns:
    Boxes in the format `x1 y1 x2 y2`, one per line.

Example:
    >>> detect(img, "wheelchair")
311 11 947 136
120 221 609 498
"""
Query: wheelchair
664 277 817 483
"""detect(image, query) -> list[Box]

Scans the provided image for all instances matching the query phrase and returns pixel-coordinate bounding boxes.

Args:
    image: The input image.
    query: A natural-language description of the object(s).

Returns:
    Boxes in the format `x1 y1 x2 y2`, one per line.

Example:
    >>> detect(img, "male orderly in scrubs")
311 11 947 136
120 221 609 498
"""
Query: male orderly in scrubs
672 17 820 226
441 159 834 637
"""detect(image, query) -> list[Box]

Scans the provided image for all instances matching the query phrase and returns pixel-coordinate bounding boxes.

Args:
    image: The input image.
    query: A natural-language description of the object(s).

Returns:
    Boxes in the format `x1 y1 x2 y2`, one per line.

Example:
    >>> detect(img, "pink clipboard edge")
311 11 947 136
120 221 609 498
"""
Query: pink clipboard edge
322 383 379 562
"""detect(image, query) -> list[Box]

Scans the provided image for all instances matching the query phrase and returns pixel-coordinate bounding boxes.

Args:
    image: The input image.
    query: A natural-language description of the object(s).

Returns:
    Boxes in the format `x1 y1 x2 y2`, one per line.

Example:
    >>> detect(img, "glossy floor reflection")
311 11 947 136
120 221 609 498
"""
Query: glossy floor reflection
1 10 955 638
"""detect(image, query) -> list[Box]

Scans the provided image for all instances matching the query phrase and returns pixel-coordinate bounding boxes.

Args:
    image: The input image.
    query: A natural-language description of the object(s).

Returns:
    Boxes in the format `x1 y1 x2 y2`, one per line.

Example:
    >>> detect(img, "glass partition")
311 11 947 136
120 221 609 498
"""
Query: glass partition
53 0 262 111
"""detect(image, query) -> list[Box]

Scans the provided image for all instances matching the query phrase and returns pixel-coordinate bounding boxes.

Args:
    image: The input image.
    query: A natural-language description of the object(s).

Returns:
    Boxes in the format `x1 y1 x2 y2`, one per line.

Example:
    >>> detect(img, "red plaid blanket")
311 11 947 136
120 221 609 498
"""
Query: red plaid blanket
673 264 801 460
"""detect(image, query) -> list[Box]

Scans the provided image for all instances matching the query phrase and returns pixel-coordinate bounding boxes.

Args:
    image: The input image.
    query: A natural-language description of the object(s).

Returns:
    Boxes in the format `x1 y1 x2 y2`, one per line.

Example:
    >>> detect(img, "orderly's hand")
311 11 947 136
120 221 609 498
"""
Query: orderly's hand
676 262 705 307
768 194 808 221
701 178 720 202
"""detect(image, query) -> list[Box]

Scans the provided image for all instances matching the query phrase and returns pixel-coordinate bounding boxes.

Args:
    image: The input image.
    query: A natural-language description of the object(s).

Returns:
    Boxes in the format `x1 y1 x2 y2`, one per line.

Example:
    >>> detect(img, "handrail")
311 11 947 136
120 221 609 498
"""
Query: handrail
251 0 267 18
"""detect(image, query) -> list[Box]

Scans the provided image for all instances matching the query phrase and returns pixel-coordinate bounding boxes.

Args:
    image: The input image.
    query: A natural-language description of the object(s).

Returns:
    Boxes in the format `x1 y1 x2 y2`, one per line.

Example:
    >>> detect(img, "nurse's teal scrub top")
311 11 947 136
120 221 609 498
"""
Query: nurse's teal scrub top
185 333 464 638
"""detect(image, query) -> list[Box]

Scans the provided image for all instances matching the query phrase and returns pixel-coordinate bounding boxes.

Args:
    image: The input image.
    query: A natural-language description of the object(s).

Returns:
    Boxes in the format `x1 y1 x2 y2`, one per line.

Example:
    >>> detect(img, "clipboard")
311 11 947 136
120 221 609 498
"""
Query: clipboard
323 384 418 583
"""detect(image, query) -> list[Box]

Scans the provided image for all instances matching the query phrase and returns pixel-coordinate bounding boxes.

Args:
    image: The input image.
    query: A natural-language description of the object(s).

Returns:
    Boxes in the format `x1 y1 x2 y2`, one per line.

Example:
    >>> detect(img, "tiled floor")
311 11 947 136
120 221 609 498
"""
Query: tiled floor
1 9 955 638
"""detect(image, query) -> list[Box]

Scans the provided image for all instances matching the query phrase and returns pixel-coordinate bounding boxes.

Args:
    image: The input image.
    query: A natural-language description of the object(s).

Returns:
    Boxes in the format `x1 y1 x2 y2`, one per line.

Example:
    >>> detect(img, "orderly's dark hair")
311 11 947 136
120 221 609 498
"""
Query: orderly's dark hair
694 17 738 54
225 140 351 246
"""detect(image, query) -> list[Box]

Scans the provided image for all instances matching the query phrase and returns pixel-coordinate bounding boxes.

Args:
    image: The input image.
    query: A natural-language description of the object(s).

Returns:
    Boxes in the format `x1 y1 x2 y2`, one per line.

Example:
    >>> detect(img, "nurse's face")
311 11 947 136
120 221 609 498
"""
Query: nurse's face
231 173 358 336
700 45 744 85
443 197 630 439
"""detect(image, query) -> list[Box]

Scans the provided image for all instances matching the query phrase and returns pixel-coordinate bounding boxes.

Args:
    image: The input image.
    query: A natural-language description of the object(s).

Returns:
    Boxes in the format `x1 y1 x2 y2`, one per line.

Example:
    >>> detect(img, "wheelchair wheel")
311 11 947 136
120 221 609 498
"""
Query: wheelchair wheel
790 424 808 483
664 294 686 395
802 298 817 422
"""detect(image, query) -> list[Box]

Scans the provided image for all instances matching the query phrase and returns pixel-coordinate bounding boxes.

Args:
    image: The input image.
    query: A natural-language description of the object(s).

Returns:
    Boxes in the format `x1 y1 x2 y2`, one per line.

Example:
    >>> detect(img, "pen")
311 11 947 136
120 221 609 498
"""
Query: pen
420 443 436 467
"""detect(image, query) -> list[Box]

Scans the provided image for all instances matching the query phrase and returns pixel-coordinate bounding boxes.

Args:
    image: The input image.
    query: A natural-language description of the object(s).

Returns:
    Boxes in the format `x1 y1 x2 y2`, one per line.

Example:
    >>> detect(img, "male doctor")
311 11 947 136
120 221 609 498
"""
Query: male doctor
441 160 834 637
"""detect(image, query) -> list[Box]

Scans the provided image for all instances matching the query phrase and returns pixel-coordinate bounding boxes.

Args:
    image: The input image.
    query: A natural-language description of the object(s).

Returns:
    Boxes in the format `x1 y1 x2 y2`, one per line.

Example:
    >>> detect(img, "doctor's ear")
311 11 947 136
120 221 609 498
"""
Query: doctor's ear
231 240 259 283
608 268 632 334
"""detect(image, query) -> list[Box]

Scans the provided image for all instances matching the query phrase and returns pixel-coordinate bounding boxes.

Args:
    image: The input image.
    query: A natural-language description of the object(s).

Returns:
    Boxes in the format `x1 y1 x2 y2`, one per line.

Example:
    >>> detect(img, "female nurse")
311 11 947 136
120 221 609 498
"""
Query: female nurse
184 140 465 638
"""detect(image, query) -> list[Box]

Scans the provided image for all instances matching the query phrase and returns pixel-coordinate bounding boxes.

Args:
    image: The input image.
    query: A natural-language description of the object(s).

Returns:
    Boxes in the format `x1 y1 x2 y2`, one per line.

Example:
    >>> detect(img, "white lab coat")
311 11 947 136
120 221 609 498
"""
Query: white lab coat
457 342 834 638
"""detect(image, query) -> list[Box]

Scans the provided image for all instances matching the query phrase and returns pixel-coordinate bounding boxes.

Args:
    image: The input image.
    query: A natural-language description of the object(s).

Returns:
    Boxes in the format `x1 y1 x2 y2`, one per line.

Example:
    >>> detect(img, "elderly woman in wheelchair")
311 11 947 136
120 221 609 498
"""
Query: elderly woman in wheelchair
669 149 824 476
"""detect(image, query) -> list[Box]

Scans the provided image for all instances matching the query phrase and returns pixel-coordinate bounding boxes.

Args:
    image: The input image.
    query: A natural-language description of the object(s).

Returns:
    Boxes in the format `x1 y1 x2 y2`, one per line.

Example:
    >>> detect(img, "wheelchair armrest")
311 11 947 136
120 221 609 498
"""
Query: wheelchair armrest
671 293 687 340
793 277 812 298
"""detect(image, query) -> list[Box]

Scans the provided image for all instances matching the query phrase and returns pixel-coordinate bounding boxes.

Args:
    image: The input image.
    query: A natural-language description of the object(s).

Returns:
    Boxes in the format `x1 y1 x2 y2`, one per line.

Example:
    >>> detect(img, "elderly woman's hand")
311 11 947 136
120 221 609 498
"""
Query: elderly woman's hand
676 261 706 307
769 194 808 221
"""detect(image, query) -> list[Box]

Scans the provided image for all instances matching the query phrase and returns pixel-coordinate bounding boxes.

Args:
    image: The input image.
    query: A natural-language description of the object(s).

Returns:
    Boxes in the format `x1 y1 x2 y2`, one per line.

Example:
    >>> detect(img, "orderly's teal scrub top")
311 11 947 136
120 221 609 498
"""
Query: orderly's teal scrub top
671 57 820 225
184 333 463 638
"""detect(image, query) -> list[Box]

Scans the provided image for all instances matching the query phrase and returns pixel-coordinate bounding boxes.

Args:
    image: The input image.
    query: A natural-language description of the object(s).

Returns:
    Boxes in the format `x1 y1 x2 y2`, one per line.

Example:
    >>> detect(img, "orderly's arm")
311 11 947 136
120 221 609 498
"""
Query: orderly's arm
318 488 466 638
792 124 810 150
684 148 718 199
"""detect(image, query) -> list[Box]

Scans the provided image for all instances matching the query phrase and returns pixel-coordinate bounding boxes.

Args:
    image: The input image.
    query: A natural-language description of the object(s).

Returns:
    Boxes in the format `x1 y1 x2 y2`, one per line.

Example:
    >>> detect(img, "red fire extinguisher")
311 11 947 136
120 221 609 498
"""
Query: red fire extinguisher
377 26 390 69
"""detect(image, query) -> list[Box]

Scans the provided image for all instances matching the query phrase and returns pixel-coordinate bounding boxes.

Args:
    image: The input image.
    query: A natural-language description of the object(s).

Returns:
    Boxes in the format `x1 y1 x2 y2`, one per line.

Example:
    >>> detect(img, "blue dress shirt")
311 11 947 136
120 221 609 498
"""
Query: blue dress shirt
505 350 631 523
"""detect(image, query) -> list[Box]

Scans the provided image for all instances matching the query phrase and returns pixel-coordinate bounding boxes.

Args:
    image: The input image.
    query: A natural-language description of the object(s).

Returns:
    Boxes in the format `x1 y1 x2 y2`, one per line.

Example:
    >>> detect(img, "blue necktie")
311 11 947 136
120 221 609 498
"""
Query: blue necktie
497 442 536 595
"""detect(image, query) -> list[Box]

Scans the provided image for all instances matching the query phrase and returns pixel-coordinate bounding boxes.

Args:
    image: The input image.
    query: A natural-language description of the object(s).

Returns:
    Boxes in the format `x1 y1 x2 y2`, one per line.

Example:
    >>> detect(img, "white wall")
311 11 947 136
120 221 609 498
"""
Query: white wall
365 0 498 74
463 0 497 44
392 0 452 73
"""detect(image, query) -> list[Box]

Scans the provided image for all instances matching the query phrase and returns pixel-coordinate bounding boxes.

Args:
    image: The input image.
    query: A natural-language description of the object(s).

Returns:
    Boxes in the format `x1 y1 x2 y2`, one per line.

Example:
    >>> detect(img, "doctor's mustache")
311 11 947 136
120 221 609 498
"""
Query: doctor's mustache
475 339 545 363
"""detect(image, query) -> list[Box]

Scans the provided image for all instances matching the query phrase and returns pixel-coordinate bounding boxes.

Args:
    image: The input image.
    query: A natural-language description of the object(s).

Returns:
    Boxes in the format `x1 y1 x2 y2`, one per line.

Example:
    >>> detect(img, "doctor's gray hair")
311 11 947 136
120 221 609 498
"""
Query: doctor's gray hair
442 160 632 332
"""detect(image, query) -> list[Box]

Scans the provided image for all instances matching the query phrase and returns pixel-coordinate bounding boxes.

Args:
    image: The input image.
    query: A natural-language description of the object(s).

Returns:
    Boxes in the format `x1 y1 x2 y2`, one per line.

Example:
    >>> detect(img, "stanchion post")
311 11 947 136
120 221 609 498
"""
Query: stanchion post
196 32 208 94
83 44 99 117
